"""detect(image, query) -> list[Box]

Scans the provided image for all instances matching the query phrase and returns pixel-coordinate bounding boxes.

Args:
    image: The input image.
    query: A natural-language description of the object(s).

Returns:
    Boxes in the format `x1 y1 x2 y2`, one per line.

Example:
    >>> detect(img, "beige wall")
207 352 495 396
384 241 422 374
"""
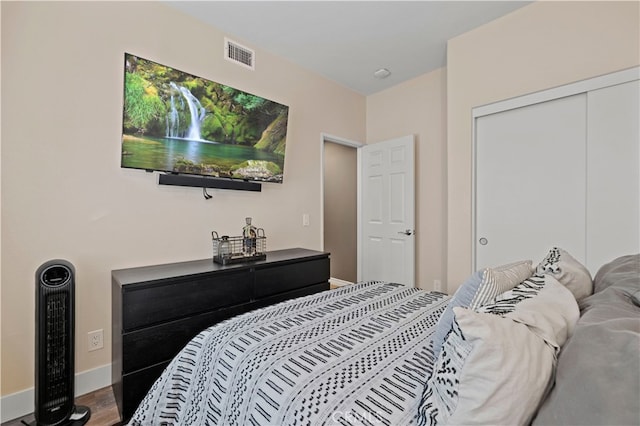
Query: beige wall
323 142 357 283
366 68 448 290
446 1 640 292
0 1 365 396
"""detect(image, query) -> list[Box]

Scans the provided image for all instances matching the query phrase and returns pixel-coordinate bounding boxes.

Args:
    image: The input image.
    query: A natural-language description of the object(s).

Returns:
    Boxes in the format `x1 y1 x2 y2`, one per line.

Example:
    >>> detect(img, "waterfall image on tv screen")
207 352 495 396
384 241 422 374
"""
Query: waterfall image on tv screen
121 53 289 183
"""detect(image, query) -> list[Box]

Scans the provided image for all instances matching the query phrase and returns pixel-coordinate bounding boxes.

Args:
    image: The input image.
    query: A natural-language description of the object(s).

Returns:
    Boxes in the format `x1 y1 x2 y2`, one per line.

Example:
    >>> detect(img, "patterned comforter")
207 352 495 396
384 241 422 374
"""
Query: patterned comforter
129 281 449 426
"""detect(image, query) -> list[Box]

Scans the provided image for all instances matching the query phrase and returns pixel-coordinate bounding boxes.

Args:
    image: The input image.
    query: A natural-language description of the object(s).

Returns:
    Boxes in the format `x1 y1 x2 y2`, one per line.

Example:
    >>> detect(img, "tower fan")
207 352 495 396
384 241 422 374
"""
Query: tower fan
32 260 90 426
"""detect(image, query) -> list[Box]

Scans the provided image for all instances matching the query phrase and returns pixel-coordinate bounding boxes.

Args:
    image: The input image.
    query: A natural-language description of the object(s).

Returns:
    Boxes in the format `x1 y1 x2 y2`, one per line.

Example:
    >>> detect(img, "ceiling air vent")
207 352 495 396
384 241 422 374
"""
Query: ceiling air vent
225 38 255 70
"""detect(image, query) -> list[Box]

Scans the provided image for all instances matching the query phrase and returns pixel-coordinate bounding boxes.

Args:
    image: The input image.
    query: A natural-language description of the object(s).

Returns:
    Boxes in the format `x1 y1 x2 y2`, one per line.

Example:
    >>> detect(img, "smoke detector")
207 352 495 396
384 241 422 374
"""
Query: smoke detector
373 68 391 79
224 37 255 70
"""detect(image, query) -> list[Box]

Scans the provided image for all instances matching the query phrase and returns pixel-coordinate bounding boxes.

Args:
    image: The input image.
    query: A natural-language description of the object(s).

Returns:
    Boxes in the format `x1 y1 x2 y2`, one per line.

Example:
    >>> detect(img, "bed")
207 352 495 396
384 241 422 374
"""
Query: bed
128 250 639 425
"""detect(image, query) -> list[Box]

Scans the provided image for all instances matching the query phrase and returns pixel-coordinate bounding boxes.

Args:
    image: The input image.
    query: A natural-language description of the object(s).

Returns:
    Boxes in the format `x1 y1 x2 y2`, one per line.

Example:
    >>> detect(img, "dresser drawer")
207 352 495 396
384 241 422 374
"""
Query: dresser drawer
122 270 251 330
254 258 329 298
252 282 329 310
122 302 251 373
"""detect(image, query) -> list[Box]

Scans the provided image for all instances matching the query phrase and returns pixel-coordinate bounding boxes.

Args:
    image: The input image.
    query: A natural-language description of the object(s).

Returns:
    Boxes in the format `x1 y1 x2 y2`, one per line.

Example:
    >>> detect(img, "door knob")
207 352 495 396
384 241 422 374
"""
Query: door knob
479 237 488 245
398 229 414 236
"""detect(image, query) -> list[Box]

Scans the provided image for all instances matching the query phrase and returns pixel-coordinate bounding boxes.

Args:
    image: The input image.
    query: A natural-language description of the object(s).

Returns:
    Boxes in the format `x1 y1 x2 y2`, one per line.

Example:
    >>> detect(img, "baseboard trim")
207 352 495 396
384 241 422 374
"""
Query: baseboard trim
1 364 111 423
329 277 354 288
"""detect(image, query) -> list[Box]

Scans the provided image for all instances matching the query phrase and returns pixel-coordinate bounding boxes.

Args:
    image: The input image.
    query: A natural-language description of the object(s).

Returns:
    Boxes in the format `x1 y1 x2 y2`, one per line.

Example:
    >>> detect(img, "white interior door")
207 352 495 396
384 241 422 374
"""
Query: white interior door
360 135 415 286
475 94 588 270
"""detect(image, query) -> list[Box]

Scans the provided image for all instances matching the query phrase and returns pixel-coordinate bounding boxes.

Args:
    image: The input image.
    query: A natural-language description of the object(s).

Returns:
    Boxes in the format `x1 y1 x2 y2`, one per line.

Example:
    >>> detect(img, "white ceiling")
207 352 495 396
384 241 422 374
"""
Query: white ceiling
166 1 532 95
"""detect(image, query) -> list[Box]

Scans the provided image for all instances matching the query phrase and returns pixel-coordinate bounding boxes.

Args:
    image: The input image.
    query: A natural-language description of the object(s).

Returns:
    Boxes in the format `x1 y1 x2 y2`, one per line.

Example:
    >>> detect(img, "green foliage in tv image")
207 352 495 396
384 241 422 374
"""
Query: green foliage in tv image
121 54 288 182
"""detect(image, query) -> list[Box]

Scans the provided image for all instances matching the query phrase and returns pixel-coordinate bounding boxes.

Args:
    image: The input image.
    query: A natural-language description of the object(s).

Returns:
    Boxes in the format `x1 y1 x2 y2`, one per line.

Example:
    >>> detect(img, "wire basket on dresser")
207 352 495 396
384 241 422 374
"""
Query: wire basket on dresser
211 230 266 265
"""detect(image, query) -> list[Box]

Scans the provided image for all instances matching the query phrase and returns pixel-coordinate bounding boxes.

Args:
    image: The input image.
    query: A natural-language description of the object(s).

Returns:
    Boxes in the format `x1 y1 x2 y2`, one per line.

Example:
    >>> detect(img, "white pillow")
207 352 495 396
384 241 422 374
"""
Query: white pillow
537 247 593 301
424 308 556 425
419 277 580 426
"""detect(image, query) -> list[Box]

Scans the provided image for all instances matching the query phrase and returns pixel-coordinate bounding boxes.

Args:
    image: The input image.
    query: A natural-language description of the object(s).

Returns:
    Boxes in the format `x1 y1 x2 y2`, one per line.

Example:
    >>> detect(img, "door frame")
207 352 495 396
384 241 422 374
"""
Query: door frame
320 133 364 282
471 66 639 271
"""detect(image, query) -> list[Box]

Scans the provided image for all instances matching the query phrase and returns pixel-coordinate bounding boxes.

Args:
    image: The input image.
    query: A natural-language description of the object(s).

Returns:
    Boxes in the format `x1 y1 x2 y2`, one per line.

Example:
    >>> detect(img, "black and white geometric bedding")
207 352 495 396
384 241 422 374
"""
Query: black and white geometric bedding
128 281 449 426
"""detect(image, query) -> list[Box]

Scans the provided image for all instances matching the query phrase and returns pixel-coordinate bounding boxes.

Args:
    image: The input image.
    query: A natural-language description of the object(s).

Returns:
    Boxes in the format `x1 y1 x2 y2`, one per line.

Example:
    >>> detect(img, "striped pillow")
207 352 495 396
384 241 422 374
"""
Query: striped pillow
468 260 534 309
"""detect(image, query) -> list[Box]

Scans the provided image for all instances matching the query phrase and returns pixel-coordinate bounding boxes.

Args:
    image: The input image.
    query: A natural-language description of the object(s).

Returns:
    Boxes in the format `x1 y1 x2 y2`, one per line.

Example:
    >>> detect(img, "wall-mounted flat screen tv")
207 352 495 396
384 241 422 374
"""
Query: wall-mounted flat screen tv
121 53 289 183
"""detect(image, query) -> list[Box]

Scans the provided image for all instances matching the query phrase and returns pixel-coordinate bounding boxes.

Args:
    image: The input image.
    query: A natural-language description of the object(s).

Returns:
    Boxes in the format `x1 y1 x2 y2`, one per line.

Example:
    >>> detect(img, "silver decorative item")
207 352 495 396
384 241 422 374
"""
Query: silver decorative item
212 226 266 265
242 217 257 256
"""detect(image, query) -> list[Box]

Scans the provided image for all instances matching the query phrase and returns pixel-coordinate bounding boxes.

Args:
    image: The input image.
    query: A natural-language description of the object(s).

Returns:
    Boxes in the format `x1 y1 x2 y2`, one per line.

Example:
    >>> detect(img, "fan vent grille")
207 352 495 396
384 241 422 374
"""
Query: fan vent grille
44 291 71 403
225 38 255 70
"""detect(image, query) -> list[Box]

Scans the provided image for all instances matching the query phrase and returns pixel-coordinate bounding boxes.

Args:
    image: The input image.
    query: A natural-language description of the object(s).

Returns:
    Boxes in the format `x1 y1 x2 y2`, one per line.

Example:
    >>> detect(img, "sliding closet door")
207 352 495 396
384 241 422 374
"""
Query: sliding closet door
586 80 640 271
475 94 587 270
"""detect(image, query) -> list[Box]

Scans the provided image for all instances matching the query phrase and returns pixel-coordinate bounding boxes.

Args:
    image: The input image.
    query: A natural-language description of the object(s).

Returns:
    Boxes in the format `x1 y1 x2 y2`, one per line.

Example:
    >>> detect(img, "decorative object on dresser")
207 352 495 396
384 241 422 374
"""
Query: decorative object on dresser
111 248 329 423
211 217 267 265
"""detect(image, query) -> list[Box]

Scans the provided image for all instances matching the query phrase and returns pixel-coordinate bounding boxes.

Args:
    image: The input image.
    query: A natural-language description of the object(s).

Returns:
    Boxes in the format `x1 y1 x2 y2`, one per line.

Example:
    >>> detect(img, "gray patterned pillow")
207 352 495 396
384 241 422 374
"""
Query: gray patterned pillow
537 247 593 301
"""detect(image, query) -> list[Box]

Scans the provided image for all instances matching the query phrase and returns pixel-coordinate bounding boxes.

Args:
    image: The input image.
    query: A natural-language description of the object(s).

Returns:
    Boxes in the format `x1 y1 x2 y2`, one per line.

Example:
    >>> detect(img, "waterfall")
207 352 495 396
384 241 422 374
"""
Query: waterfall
168 82 206 140
166 93 180 138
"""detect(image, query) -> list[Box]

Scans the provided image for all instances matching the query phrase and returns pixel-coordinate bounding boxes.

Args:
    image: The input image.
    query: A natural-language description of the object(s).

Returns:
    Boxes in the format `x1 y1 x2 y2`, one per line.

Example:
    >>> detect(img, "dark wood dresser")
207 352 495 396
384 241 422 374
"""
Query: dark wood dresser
111 248 330 422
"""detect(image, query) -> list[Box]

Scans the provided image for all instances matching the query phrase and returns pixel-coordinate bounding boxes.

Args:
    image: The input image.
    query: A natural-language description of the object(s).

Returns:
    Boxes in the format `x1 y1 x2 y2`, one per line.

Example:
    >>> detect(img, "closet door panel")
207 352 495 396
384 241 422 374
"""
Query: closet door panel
475 94 587 270
586 80 640 272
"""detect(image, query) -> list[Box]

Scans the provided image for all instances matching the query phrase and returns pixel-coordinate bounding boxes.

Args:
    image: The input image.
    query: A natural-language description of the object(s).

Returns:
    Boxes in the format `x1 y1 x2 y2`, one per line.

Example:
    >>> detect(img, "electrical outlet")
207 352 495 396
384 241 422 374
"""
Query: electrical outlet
302 213 310 227
88 329 104 352
433 279 442 292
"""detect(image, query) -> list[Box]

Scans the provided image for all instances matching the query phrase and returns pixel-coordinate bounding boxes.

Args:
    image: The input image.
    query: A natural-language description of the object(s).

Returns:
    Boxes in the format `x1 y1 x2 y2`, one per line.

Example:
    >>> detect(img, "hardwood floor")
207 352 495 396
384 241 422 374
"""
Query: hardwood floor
2 386 121 426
